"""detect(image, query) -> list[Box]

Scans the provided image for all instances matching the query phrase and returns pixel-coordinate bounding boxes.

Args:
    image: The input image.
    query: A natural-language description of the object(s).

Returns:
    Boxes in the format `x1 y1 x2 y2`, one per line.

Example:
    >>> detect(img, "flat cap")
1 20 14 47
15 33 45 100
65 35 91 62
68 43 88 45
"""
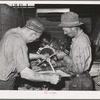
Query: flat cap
26 18 45 33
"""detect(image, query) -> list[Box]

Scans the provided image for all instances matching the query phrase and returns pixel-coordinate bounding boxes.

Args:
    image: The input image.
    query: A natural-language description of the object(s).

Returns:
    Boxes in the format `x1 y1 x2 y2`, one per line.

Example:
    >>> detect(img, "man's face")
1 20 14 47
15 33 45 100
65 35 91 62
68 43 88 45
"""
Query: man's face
62 27 77 38
26 30 42 43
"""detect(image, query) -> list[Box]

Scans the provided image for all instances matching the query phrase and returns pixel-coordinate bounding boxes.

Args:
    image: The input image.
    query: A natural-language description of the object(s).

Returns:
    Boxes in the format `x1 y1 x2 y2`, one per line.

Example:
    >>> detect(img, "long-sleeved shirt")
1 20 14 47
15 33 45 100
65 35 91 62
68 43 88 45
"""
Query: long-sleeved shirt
69 30 92 74
57 30 92 75
0 27 29 81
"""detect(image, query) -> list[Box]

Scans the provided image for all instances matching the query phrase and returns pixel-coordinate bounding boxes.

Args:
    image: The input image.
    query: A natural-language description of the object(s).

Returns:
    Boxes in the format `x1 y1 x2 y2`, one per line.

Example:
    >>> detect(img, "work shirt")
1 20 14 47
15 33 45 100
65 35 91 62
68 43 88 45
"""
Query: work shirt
69 30 92 74
0 27 29 81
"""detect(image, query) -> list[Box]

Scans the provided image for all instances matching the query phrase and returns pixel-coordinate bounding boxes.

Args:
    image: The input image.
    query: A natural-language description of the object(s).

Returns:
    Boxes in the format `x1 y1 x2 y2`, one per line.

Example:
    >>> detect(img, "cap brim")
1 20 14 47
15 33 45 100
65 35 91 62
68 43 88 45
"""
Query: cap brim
58 22 83 27
26 26 44 33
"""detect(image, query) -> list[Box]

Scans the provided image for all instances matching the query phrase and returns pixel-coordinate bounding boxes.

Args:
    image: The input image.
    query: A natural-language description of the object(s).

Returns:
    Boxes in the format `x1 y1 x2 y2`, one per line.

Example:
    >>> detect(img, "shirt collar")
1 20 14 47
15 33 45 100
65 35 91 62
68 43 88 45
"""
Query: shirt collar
72 30 83 42
16 27 26 43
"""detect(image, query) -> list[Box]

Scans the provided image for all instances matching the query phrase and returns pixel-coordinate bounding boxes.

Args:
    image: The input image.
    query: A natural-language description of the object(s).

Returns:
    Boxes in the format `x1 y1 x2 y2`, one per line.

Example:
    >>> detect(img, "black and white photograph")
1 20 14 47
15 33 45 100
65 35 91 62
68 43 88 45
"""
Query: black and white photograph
0 0 100 99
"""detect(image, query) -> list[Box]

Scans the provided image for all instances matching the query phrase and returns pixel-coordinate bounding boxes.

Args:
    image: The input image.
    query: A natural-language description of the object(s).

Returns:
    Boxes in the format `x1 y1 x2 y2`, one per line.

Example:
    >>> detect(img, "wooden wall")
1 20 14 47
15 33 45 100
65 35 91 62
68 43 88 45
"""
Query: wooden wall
37 13 67 44
0 4 23 40
36 12 92 46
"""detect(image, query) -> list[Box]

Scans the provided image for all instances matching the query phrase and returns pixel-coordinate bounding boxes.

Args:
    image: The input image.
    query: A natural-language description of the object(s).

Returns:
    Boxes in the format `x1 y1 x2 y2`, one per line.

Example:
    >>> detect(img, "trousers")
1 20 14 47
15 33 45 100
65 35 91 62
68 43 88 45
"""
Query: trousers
69 71 94 90
0 76 16 90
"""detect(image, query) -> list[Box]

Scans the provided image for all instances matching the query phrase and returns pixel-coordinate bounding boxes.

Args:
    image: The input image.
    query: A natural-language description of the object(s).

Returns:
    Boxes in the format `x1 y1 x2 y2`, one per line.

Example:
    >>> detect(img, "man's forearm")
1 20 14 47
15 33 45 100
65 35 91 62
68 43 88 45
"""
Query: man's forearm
20 67 50 82
29 53 41 60
57 55 74 74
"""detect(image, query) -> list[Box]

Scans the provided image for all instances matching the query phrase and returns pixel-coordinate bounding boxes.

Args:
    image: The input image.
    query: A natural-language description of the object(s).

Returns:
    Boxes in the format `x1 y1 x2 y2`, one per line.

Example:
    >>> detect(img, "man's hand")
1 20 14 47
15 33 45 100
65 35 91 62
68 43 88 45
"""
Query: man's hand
48 73 60 84
50 59 57 67
56 51 66 59
40 54 49 60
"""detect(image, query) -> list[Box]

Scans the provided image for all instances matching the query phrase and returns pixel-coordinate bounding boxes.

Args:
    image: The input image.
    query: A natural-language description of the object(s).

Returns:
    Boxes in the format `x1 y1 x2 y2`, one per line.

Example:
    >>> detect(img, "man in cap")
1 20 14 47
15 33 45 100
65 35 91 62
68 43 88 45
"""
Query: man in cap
0 18 60 90
53 12 93 90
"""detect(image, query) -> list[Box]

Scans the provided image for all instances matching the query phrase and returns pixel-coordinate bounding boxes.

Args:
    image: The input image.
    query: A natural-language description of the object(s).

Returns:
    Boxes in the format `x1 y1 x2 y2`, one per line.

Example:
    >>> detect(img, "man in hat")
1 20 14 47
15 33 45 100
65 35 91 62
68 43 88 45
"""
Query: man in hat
52 12 93 90
0 18 60 90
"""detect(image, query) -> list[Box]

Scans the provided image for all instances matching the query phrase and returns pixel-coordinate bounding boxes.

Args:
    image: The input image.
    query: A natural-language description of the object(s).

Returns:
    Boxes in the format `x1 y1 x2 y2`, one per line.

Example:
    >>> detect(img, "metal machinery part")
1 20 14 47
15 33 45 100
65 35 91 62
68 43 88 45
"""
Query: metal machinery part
36 45 57 72
37 45 55 55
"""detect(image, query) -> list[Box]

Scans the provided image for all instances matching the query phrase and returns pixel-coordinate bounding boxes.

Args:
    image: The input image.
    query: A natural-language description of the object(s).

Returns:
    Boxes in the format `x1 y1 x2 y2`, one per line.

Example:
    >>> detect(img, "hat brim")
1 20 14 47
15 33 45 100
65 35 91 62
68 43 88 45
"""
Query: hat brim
58 22 83 27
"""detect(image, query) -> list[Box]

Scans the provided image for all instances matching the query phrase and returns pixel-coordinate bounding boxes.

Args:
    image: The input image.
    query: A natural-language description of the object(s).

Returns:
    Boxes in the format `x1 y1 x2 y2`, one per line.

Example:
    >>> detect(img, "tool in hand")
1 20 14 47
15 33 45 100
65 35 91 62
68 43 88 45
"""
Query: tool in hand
37 51 58 66
46 57 56 73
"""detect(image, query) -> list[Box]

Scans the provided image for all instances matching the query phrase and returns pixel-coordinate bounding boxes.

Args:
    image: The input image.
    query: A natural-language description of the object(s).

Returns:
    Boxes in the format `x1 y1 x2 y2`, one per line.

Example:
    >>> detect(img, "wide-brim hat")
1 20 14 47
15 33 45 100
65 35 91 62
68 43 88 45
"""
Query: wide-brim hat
59 12 83 27
25 18 45 33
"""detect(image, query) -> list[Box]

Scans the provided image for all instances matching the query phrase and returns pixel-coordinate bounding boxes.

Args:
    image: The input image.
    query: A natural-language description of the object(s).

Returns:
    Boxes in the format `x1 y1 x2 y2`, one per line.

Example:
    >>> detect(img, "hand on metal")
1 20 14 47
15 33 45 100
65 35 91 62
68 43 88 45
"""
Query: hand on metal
46 57 56 73
36 52 58 66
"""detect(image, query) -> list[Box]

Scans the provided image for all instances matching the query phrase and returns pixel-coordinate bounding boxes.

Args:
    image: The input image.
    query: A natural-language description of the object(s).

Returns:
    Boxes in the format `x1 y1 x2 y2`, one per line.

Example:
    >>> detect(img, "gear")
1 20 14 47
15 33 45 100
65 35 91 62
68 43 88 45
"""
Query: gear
37 45 55 56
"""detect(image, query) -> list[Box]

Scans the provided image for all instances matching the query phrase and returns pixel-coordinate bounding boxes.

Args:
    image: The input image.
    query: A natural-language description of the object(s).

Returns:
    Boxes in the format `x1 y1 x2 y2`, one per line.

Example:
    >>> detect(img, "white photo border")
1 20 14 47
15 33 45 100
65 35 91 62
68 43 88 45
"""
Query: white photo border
0 0 100 99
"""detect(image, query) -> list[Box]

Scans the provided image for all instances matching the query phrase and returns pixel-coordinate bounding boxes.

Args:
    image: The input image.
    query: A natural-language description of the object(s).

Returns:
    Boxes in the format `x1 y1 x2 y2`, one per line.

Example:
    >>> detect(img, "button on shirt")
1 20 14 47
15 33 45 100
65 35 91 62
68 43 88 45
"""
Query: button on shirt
0 27 29 81
69 30 92 74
